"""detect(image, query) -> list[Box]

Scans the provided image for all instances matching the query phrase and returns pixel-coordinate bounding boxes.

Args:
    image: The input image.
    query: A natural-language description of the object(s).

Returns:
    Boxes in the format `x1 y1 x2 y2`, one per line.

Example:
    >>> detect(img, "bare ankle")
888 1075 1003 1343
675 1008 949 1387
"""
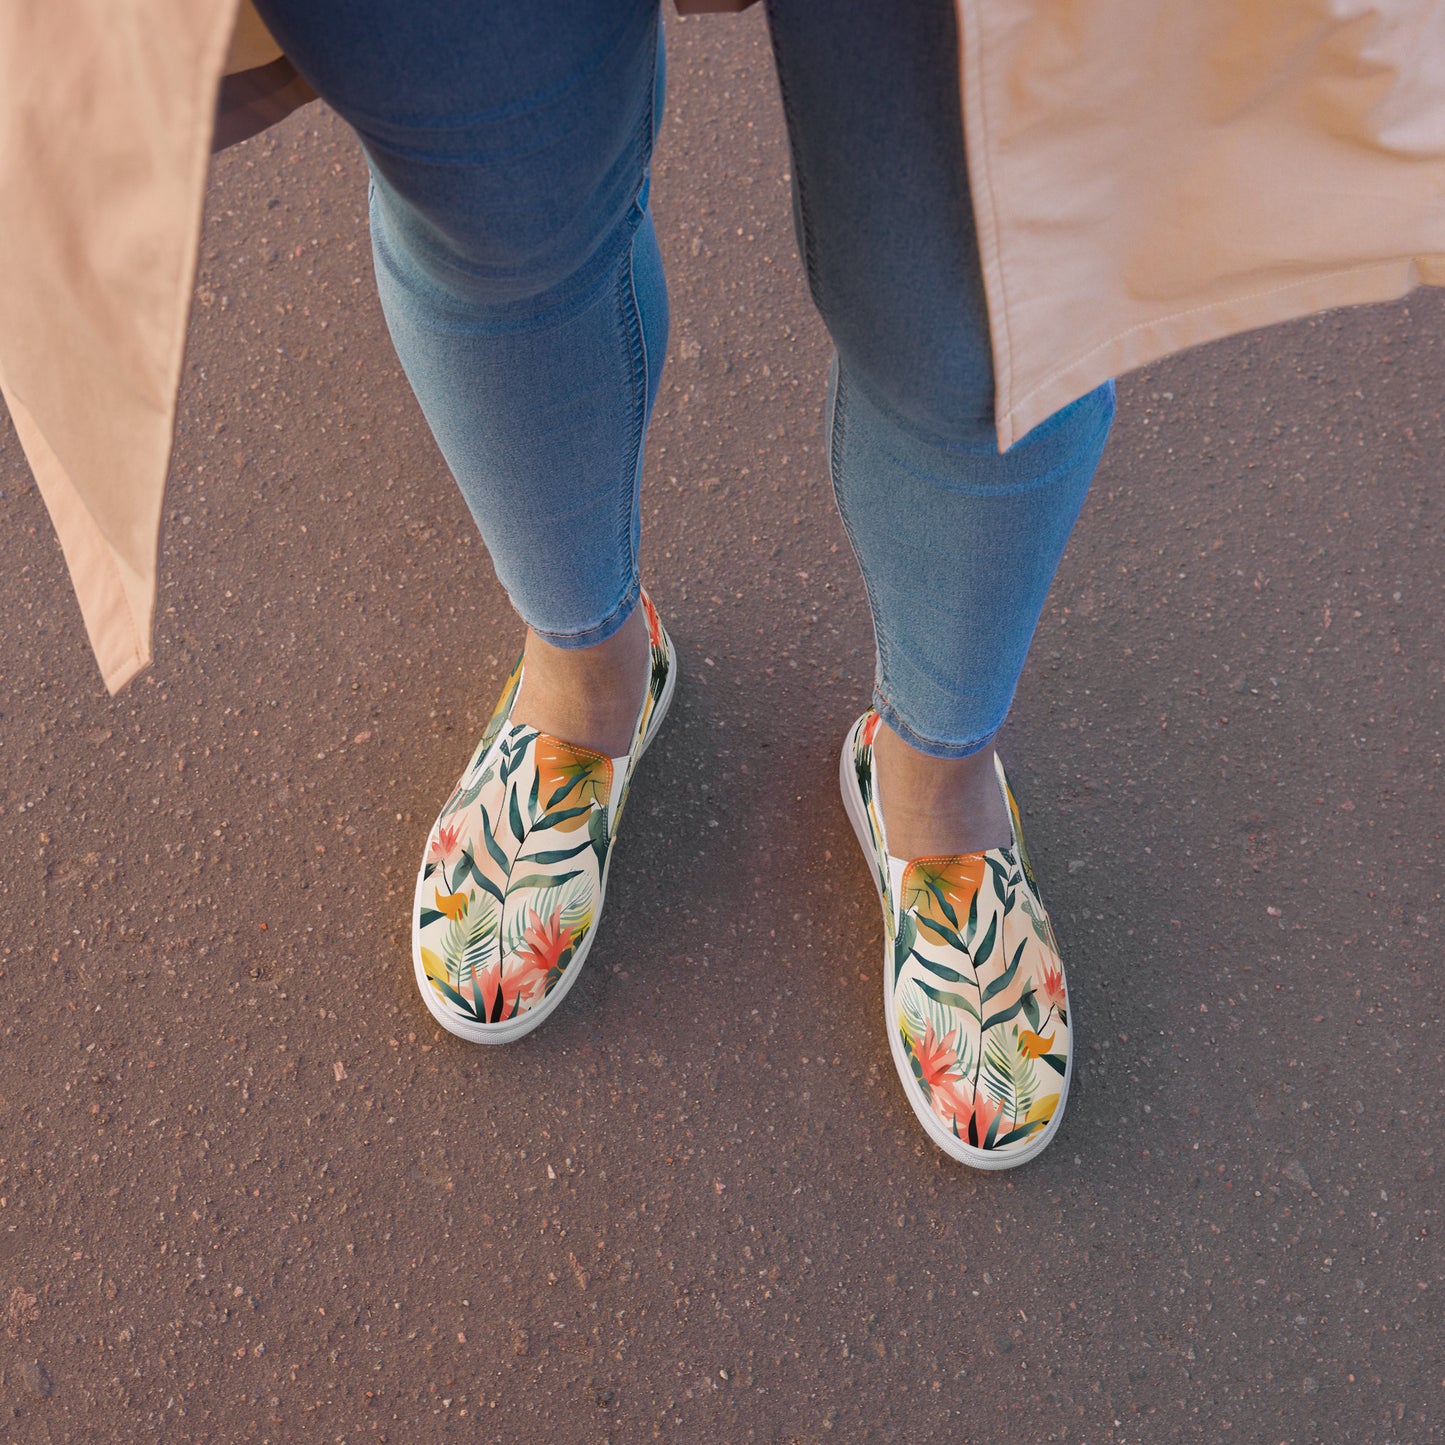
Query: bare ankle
871 721 1012 860
511 604 649 757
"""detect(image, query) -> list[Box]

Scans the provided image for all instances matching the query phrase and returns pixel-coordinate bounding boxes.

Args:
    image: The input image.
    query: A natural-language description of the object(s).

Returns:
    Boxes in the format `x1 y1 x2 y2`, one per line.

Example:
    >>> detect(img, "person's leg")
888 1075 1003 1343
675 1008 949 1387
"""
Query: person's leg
252 0 666 754
253 0 679 1044
765 0 1115 857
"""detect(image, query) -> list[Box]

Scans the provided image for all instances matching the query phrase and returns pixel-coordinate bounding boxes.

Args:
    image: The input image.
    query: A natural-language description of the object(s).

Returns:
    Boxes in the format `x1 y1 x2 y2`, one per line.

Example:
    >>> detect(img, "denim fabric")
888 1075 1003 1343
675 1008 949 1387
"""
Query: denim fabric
253 0 1114 755
765 0 1115 755
253 0 667 648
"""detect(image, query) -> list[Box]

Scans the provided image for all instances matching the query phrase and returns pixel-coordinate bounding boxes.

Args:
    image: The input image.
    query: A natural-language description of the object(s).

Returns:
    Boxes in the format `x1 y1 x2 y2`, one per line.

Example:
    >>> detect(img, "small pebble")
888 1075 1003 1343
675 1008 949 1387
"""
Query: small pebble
1283 1159 1313 1191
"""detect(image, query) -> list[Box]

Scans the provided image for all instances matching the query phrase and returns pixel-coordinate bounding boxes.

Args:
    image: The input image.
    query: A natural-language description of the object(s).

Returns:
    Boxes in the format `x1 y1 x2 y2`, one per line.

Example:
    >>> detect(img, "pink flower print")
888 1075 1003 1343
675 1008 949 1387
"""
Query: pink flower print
913 1023 973 1127
428 820 463 866
1040 960 1067 1013
512 907 575 1006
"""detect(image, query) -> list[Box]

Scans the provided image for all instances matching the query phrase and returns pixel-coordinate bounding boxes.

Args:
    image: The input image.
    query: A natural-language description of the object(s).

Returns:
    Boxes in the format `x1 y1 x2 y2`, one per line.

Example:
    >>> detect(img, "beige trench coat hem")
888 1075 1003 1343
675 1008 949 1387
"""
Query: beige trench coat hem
0 1 242 693
956 0 1445 450
991 257 1445 449
0 382 149 691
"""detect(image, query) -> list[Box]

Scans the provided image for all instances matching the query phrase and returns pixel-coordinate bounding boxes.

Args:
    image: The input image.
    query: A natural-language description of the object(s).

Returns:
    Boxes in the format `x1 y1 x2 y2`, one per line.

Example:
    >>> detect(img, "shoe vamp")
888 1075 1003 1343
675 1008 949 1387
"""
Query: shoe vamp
892 863 1068 1125
418 724 609 1018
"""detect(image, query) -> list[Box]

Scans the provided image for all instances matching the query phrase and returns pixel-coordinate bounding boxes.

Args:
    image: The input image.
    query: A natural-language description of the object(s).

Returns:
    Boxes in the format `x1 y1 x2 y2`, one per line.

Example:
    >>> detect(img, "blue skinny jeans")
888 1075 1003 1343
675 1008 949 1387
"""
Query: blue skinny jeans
252 0 1115 757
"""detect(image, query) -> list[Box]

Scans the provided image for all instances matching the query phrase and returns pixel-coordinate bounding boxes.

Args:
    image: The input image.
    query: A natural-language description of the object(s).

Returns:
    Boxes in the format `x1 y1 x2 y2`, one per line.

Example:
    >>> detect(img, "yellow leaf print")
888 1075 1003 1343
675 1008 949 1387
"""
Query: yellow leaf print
420 947 449 985
434 889 469 922
901 855 985 930
1019 1028 1056 1059
1024 1093 1060 1128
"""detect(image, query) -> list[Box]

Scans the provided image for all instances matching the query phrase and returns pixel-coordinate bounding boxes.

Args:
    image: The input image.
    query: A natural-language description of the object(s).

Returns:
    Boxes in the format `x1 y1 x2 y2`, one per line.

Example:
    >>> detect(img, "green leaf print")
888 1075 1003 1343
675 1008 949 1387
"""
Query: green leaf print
532 803 593 831
918 985 974 1078
456 848 504 905
961 884 979 948
900 1026 924 1088
506 869 582 897
1020 893 1051 946
460 900 499 979
479 807 510 873
449 764 492 815
914 914 967 953
993 1119 1046 1148
982 1028 1037 1131
500 730 532 787
544 942 577 995
545 773 584 811
447 852 470 894
909 953 972 986
981 996 1029 1032
915 978 980 1022
502 877 592 954
970 913 998 972
521 838 594 866
588 808 610 871
428 974 476 1017
441 913 471 989
1021 981 1041 1031
981 936 1027 1005
892 913 917 986
900 987 928 1044
901 985 972 1076
985 853 1011 898
854 748 873 812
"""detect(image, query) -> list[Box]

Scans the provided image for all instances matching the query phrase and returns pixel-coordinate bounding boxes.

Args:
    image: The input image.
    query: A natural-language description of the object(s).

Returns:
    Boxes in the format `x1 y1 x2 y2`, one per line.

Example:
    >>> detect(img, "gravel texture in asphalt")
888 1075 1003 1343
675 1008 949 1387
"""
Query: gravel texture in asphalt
0 11 1440 1442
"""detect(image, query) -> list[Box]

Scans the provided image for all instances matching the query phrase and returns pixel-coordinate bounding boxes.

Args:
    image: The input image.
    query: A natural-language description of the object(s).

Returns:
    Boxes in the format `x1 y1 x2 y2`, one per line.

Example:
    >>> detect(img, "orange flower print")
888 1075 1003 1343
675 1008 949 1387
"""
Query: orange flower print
434 889 470 923
912 1022 973 1126
1040 961 1067 1013
640 590 663 647
534 739 612 825
861 711 882 749
469 958 519 1025
513 907 574 1003
902 856 985 931
427 820 462 866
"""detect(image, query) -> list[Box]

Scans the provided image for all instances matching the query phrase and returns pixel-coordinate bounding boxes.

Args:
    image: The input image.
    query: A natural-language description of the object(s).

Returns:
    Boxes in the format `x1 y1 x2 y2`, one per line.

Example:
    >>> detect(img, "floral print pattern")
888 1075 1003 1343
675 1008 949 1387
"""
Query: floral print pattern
842 710 1072 1168
412 592 674 1042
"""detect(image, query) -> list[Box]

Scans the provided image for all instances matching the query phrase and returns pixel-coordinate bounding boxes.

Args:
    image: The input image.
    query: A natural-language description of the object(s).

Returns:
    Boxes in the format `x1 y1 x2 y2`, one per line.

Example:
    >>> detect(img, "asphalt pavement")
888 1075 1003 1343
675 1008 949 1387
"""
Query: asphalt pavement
0 11 1440 1442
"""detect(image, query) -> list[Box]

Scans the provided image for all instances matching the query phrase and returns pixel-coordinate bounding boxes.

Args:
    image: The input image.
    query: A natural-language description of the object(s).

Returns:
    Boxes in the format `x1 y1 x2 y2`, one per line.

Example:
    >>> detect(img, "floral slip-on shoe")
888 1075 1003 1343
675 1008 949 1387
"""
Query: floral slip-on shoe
840 711 1072 1169
412 591 676 1044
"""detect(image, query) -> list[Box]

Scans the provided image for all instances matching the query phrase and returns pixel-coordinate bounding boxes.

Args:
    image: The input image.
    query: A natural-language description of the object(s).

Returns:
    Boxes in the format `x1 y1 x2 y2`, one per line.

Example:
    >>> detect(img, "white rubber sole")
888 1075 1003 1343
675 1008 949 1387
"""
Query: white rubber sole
838 717 1073 1170
412 637 678 1045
